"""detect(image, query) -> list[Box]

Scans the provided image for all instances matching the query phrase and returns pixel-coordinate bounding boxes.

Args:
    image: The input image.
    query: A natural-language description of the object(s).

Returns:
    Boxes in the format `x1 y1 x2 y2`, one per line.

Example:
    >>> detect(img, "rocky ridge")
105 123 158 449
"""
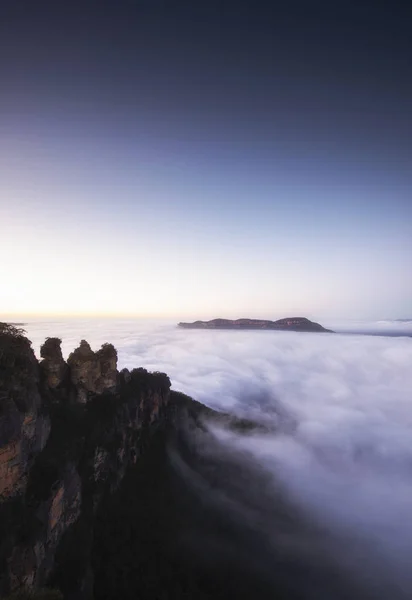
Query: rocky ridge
178 317 334 332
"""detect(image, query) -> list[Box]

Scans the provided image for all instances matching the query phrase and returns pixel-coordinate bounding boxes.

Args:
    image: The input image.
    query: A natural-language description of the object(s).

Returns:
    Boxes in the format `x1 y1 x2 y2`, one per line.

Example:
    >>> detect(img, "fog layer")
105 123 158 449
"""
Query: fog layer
22 318 412 597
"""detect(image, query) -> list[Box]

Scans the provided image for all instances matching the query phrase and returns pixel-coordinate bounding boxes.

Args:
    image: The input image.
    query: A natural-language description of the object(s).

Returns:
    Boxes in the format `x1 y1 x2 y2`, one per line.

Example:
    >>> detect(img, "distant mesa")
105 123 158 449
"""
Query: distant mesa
178 317 334 333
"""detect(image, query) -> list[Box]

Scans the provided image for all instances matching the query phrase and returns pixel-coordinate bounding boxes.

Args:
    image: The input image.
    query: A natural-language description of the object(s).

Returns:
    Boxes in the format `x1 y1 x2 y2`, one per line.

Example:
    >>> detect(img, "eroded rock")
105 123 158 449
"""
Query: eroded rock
40 338 67 390
0 326 174 598
67 341 118 403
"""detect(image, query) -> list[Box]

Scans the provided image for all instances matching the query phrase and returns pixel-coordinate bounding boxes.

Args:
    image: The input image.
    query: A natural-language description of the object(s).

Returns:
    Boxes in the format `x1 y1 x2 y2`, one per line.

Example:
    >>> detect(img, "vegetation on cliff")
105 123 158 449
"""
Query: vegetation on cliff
0 323 37 398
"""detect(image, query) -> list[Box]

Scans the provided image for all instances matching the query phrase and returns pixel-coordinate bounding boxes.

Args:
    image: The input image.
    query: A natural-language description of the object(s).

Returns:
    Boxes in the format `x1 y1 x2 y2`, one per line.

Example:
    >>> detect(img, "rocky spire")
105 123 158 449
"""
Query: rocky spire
40 337 67 389
67 340 118 403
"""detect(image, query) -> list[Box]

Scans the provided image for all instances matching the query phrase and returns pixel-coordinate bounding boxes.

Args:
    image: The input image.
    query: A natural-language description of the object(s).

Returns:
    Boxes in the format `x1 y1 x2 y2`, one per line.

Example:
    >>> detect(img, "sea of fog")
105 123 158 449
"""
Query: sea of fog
17 318 412 597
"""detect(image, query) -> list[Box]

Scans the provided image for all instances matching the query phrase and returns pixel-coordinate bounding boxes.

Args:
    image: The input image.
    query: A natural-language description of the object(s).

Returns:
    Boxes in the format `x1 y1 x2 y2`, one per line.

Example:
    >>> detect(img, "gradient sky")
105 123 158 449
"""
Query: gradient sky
1 0 411 319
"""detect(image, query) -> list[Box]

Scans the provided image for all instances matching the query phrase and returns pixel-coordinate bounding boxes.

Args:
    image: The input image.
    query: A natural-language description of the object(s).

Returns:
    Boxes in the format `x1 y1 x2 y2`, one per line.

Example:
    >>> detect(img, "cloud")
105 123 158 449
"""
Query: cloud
21 318 412 597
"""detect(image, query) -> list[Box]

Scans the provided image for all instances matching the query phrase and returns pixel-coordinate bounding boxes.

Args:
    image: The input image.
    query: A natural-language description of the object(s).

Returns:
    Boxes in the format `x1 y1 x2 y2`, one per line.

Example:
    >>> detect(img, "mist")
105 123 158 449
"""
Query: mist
20 317 412 597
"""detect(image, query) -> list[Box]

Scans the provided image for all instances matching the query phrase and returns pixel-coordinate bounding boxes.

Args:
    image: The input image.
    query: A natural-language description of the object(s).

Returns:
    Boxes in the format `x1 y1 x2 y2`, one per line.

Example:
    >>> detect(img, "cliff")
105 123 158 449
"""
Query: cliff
178 317 334 332
0 323 171 598
0 323 266 600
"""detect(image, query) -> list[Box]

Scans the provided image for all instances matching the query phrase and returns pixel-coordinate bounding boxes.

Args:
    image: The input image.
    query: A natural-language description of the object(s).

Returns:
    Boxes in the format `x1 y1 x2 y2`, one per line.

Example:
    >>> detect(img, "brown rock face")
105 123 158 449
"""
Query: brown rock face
0 323 50 499
40 337 67 390
0 438 22 496
48 465 82 541
67 340 99 403
7 464 82 590
0 325 171 599
95 343 118 394
67 341 118 403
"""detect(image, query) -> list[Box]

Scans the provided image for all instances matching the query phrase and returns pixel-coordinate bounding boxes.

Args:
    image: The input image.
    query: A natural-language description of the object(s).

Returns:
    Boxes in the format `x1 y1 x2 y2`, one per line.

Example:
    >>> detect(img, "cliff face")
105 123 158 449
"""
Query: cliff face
0 324 171 598
0 325 50 499
67 341 118 403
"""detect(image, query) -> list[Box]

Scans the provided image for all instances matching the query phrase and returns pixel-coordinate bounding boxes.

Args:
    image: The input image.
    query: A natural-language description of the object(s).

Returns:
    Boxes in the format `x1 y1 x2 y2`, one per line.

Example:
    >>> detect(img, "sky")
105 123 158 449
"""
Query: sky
0 0 411 319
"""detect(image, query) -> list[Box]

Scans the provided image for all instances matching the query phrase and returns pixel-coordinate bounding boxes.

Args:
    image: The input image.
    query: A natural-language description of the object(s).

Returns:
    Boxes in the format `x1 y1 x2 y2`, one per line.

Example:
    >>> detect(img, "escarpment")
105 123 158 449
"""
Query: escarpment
0 324 50 500
0 323 171 598
0 324 274 600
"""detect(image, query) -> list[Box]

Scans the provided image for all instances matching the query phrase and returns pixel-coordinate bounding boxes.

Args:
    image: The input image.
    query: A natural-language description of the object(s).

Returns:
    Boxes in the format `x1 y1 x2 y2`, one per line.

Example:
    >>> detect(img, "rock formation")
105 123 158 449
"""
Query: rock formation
40 338 67 390
66 341 118 403
0 324 50 499
0 324 271 600
0 323 171 598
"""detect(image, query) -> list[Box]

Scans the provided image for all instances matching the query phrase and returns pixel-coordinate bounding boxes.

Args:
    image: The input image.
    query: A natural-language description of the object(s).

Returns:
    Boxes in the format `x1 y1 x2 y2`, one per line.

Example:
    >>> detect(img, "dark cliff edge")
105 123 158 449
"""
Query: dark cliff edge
178 317 334 333
0 323 277 600
0 323 174 599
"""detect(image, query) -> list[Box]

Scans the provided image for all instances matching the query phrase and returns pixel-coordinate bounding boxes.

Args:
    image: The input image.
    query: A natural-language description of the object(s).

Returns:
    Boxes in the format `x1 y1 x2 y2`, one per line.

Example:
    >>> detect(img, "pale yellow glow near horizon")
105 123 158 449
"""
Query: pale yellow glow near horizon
1 199 334 319
0 230 328 320
2 193 402 321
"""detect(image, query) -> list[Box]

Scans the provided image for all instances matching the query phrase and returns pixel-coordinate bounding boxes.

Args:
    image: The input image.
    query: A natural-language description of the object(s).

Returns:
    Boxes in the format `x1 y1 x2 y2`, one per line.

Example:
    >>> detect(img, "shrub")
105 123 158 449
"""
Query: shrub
0 323 36 396
0 323 31 366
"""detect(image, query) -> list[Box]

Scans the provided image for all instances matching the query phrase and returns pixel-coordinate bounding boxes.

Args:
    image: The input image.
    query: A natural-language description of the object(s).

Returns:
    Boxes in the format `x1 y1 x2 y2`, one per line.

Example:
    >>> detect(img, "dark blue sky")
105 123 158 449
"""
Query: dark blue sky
1 0 411 317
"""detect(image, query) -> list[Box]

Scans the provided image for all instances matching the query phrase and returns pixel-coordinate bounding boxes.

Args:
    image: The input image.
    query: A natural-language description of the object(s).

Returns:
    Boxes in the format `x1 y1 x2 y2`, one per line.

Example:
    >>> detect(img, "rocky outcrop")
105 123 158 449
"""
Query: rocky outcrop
40 338 67 390
0 323 50 499
95 344 118 394
0 324 171 598
67 341 118 403
178 316 334 332
1 323 282 600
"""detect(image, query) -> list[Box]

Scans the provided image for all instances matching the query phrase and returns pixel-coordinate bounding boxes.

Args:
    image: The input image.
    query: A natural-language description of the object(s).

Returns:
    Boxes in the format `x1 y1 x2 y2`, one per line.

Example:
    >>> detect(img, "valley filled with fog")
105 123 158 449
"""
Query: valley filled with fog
21 318 412 598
